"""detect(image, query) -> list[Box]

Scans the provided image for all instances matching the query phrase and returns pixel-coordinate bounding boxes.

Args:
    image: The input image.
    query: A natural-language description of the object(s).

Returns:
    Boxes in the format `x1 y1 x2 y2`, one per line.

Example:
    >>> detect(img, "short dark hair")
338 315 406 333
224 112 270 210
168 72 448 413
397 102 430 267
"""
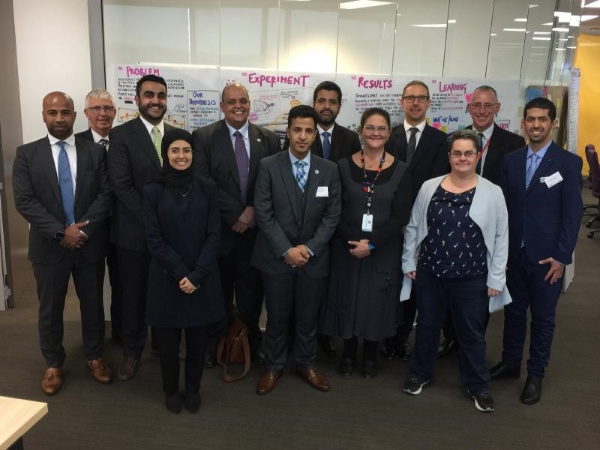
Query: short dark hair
523 97 557 121
447 129 482 153
136 75 167 97
313 81 342 103
287 105 318 128
359 107 391 129
402 80 430 97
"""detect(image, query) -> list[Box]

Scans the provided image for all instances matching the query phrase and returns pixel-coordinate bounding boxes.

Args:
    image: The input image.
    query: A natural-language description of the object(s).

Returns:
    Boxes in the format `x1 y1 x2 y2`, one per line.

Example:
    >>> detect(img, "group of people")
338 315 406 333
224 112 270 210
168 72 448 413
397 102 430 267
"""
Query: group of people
13 76 583 415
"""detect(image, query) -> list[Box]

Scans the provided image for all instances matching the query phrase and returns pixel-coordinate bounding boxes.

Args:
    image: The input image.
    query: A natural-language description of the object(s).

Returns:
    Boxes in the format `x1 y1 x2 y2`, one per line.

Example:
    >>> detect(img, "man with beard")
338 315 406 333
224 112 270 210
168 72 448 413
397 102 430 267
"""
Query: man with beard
382 80 450 361
108 75 174 380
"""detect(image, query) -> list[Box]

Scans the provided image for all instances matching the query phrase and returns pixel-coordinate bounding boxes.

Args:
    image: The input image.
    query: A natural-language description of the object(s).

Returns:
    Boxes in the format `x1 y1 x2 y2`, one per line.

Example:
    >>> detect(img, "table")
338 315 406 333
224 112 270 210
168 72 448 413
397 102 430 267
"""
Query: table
0 396 48 450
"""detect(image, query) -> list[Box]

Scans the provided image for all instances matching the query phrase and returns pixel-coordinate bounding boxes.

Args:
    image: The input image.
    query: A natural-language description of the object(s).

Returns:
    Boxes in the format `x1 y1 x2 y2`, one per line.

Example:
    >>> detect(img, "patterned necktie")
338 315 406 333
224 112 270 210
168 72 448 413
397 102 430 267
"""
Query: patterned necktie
476 133 484 174
151 126 162 166
98 138 108 151
295 160 308 191
57 141 75 225
322 131 331 160
406 127 418 165
234 131 249 204
525 153 540 189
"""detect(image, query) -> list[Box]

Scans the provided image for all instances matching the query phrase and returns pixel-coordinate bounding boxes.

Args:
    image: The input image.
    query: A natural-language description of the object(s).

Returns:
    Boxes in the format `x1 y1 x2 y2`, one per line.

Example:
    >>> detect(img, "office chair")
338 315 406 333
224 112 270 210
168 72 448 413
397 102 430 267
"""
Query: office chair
583 144 600 218
585 144 600 239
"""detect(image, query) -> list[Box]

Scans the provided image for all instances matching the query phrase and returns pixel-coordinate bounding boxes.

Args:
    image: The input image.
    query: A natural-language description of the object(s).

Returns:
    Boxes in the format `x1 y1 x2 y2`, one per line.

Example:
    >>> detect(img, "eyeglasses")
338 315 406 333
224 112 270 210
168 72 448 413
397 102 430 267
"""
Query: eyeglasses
402 95 430 103
88 106 116 114
449 150 478 158
469 103 496 111
363 125 389 133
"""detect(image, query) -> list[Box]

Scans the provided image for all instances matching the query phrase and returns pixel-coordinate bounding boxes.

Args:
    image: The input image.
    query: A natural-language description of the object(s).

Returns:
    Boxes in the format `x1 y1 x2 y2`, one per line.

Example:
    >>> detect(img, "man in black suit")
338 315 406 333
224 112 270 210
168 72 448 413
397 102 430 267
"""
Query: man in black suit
108 75 174 380
14 91 113 395
193 83 281 366
252 105 341 395
438 85 526 358
382 80 450 361
75 89 123 343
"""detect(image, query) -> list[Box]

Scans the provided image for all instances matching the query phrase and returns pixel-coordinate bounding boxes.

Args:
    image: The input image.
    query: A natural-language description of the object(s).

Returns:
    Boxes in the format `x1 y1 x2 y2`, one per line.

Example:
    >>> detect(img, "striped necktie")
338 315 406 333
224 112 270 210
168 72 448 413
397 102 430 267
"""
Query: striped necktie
295 160 308 191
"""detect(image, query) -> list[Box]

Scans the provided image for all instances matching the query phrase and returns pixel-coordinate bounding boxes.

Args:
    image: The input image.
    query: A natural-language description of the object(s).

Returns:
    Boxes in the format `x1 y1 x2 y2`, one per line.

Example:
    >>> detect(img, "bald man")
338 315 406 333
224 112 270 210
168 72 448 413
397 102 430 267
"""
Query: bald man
14 92 113 395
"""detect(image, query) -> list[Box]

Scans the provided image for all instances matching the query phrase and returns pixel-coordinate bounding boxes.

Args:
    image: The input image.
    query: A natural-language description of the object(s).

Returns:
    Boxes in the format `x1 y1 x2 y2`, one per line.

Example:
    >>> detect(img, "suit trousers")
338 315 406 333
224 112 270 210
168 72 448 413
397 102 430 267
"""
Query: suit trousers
154 326 206 395
262 269 326 371
118 247 150 359
33 251 105 367
503 248 562 378
410 269 490 393
107 242 123 338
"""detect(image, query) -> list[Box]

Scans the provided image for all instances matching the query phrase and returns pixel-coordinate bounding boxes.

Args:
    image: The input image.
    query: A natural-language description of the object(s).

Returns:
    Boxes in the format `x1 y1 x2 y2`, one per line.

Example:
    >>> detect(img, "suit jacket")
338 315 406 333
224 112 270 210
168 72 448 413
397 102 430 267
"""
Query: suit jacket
283 123 362 163
467 123 525 185
500 141 583 267
75 128 95 143
386 123 450 201
107 117 175 251
13 136 112 264
251 151 341 278
143 177 225 328
192 120 282 256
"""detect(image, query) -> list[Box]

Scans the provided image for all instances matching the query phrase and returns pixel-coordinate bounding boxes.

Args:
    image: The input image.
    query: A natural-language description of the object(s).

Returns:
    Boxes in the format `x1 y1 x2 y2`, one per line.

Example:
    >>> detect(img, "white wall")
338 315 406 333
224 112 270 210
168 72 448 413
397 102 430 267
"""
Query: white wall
13 0 92 144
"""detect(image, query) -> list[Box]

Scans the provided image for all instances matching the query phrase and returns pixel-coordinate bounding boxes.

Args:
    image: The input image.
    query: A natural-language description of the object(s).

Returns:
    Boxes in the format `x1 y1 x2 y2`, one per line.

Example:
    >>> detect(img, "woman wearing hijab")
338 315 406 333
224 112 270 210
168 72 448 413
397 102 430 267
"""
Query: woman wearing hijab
144 128 224 414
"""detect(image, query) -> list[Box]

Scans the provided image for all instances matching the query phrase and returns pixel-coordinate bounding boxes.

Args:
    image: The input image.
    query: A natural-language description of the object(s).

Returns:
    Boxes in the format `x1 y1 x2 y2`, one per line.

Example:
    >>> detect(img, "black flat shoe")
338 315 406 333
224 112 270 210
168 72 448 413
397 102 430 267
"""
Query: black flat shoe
165 393 182 414
489 361 520 381
362 360 378 380
185 391 201 413
520 375 542 405
338 358 354 379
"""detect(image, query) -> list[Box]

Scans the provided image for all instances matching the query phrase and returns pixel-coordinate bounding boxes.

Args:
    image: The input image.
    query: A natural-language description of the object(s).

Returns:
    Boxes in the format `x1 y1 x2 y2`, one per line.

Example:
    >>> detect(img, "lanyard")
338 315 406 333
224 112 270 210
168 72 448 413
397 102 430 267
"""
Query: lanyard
360 149 386 213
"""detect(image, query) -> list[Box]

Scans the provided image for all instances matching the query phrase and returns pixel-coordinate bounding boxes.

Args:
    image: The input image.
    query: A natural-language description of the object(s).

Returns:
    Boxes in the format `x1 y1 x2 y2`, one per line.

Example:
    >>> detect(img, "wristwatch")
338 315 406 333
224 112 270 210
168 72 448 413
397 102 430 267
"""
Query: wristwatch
54 229 65 240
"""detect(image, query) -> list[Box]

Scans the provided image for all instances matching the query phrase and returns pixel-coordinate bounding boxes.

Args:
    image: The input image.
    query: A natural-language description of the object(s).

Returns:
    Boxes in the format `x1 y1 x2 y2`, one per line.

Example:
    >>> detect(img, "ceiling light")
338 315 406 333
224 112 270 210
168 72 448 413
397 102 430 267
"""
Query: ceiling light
552 27 570 32
529 4 538 7
412 24 447 27
567 46 576 48
448 19 456 24
559 38 568 41
582 1 600 8
490 33 497 36
554 12 571 23
570 16 581 27
555 48 566 51
503 28 527 32
532 37 551 40
340 1 394 9
533 31 551 34
542 22 553 26
581 15 599 22
514 18 528 22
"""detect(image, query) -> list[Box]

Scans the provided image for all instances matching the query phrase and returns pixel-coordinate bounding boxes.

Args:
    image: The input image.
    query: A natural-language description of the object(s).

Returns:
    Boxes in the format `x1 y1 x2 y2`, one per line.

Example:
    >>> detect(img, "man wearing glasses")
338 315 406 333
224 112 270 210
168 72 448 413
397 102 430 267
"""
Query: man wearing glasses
438 85 525 358
382 80 449 361
76 89 122 344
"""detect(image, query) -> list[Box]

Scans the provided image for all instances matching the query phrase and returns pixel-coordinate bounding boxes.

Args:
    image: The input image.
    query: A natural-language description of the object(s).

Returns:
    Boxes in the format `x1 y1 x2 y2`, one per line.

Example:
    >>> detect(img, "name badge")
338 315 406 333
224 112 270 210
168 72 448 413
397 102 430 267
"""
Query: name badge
316 186 329 197
541 171 563 188
362 214 374 232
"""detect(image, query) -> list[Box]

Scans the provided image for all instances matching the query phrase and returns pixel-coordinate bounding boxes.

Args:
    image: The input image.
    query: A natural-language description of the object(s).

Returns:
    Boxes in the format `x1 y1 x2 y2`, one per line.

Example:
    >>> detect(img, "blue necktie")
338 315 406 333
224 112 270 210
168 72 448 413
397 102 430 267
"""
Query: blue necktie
58 141 75 225
322 131 331 160
525 153 540 189
295 160 308 191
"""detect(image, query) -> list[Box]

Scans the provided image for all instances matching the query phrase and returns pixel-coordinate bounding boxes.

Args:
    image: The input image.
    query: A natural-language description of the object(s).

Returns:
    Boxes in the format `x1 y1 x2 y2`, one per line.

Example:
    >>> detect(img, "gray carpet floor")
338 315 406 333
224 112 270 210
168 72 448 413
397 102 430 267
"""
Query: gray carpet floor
1 188 599 450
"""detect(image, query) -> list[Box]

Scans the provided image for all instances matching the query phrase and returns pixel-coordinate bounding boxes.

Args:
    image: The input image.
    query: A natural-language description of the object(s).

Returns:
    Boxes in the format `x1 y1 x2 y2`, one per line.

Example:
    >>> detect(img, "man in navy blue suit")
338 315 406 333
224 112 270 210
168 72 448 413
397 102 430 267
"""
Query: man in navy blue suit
490 97 583 405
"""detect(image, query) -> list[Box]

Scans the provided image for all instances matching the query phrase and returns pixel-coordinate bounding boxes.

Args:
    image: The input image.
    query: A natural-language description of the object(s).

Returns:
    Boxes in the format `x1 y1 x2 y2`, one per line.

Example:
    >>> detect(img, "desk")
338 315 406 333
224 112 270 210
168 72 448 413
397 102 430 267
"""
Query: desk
0 396 48 450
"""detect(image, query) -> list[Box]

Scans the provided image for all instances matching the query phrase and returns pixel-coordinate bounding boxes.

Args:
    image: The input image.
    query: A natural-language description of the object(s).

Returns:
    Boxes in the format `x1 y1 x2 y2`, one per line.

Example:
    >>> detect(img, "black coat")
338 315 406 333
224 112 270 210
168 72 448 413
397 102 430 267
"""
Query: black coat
143 177 225 328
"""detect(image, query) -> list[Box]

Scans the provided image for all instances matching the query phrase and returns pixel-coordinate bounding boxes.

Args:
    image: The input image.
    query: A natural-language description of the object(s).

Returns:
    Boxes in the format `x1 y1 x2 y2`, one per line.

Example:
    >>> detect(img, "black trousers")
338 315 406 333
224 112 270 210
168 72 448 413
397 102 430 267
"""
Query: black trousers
106 242 123 338
117 248 150 359
33 252 105 367
262 269 326 371
154 326 207 395
207 230 264 357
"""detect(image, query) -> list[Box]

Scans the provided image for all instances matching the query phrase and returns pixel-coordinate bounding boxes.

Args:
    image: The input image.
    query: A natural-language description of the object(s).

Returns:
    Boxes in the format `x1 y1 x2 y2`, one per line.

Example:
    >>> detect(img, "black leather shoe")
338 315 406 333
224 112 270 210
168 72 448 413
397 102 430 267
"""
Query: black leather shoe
521 375 542 405
338 358 354 379
437 338 459 358
362 360 378 380
165 393 182 414
184 391 201 413
318 335 336 358
489 361 520 381
395 341 412 361
380 339 396 360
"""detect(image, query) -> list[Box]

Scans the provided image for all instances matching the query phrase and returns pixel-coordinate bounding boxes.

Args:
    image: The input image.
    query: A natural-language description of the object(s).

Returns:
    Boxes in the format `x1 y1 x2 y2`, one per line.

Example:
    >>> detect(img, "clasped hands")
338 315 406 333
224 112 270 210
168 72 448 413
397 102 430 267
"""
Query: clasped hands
348 239 371 259
284 245 310 268
179 277 197 294
60 220 89 249
232 207 255 233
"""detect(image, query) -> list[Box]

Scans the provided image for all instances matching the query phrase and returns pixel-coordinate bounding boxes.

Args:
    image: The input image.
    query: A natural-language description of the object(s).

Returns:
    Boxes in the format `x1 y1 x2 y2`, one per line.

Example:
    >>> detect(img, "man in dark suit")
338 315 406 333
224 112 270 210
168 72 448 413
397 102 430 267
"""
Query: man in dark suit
75 88 123 343
13 91 113 395
490 97 583 405
108 75 174 380
193 83 281 366
252 105 341 395
382 80 450 361
438 85 526 358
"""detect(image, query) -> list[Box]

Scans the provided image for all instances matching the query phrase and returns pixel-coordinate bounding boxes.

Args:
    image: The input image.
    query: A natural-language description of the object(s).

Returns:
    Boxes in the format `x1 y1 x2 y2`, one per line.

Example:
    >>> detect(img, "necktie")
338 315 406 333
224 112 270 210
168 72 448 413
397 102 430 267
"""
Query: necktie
295 160 308 191
476 133 485 174
57 141 75 225
234 131 249 204
406 127 418 165
322 131 331 160
98 138 108 151
525 153 540 189
151 126 162 166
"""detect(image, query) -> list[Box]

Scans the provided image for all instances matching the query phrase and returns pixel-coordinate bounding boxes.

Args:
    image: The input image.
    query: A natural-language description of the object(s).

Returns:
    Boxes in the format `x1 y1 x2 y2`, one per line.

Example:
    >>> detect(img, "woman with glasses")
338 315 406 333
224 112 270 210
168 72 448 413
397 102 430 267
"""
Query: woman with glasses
321 107 411 379
144 128 224 414
401 129 510 413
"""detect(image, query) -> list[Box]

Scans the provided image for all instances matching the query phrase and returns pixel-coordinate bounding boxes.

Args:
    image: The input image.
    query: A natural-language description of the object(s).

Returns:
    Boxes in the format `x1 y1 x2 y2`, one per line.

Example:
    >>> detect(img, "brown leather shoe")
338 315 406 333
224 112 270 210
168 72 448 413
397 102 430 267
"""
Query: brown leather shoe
257 370 282 395
118 357 139 381
41 368 62 395
297 368 330 392
87 358 113 384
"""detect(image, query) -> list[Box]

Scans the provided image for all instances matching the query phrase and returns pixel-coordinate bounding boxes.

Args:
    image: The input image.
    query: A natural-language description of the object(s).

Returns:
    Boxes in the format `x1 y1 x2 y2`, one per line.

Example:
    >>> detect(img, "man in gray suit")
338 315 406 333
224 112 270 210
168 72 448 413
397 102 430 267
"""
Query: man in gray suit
14 91 113 395
252 105 341 395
